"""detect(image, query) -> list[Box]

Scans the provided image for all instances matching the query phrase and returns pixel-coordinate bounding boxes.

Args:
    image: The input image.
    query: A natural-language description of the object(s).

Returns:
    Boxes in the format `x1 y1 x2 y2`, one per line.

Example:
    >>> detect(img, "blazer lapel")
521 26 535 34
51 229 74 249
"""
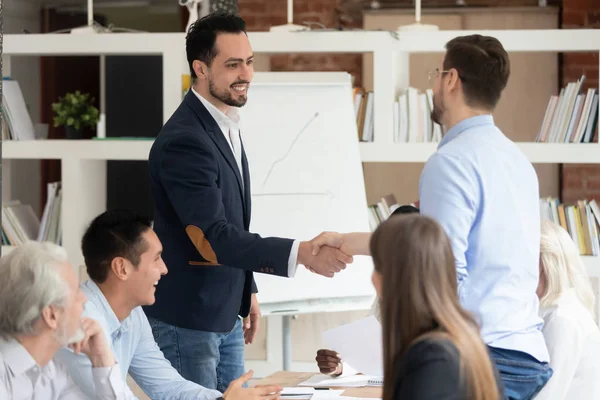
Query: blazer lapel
184 92 244 197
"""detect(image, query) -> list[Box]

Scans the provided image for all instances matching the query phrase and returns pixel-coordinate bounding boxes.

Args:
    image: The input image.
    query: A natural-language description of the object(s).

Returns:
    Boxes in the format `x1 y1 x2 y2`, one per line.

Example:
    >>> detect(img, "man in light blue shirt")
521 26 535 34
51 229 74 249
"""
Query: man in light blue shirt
55 209 281 400
420 34 552 399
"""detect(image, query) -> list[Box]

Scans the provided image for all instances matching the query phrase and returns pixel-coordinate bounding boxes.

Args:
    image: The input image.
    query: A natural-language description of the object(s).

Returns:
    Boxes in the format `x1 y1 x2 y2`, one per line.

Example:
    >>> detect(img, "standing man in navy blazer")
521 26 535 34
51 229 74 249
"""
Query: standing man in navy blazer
144 11 353 393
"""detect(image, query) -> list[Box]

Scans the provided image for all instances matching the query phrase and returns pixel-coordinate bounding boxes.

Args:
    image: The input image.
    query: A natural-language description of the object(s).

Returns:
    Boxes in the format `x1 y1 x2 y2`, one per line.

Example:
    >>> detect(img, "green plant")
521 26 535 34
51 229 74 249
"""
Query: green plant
52 91 99 131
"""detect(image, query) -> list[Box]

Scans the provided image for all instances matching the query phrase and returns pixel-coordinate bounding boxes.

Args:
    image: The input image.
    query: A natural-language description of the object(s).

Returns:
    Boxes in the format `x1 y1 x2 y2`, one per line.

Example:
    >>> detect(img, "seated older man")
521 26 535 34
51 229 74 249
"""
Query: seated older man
0 241 127 399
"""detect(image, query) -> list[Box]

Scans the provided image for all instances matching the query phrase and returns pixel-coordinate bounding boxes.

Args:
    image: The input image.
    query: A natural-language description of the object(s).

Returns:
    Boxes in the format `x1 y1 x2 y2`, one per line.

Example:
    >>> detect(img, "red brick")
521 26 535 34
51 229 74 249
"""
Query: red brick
562 10 587 27
562 0 591 11
588 11 600 26
563 52 599 67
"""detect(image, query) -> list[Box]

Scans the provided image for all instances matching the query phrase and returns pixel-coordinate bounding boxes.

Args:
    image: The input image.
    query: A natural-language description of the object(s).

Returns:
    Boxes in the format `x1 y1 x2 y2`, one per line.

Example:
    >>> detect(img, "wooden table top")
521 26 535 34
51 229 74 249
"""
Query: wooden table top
255 371 382 398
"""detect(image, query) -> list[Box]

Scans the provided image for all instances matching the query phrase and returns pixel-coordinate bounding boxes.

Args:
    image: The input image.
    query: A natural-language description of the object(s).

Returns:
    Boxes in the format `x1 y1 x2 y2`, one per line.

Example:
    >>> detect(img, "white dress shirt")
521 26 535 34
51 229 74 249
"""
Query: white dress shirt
192 88 300 277
0 337 125 400
535 289 600 400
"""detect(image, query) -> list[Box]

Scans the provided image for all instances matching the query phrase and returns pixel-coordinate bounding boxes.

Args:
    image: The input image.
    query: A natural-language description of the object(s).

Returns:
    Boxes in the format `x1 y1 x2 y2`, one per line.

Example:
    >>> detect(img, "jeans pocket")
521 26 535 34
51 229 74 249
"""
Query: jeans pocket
494 357 551 383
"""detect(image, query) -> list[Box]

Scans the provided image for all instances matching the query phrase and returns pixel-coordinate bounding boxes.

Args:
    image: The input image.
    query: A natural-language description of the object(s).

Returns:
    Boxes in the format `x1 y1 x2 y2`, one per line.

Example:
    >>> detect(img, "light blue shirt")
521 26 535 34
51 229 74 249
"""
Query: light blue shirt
419 115 549 362
55 280 223 400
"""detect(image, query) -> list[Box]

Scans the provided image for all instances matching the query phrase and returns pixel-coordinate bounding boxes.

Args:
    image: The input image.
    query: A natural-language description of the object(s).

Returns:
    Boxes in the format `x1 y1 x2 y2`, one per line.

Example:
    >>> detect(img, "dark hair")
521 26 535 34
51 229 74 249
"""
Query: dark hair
81 209 152 283
391 204 420 216
370 215 499 400
443 34 510 110
186 11 247 77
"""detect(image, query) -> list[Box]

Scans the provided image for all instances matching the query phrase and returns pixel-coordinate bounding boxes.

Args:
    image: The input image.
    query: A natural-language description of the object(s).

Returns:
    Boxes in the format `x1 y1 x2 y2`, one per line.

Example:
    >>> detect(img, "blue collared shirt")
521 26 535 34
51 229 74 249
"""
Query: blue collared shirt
55 280 222 400
419 115 549 362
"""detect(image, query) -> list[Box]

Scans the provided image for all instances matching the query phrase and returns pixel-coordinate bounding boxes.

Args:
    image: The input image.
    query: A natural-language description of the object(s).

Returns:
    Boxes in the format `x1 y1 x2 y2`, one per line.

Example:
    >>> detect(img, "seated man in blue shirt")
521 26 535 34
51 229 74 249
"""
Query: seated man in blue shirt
55 209 282 400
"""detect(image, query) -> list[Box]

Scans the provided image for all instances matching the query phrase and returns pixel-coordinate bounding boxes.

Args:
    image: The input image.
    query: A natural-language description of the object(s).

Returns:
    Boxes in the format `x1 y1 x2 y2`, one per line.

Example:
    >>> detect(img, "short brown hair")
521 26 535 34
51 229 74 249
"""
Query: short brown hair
443 34 510 110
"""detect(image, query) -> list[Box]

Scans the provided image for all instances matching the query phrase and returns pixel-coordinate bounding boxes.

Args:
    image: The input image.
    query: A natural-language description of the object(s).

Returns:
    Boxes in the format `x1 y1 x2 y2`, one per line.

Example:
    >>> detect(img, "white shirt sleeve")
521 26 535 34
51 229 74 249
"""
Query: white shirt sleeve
59 362 128 400
534 313 583 400
288 239 301 277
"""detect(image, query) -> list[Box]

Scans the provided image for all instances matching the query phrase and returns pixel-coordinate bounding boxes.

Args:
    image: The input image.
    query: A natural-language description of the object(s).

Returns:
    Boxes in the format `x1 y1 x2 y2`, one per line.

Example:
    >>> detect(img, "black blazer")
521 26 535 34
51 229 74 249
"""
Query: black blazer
393 338 504 400
144 91 294 332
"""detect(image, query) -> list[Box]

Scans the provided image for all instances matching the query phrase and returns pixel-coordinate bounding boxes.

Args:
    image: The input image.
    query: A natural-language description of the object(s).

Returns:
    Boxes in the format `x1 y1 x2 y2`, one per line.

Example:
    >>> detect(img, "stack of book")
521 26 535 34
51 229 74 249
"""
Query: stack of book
367 194 400 231
353 88 374 142
540 197 600 256
393 87 443 143
535 75 598 143
2 181 63 247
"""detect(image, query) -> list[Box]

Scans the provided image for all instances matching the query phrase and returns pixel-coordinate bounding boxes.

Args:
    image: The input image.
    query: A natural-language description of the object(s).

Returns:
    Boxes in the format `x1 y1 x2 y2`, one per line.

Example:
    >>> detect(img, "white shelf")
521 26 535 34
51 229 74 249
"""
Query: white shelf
4 140 600 164
4 33 182 56
3 140 153 160
4 29 600 56
360 143 600 163
395 29 600 53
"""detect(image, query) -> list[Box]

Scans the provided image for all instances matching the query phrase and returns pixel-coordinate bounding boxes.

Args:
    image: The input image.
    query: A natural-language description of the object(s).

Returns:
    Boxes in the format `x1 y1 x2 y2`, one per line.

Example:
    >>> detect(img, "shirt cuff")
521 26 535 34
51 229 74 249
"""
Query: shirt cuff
287 239 300 278
92 363 125 397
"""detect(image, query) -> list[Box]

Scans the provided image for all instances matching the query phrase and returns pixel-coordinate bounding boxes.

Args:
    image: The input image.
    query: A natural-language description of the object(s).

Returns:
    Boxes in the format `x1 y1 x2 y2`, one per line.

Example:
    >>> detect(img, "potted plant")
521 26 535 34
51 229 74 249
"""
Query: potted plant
52 91 99 139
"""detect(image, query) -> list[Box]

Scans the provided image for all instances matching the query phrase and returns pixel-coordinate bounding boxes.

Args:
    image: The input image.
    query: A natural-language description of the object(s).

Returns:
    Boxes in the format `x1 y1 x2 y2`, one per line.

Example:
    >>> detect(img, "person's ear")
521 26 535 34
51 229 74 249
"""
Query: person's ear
41 305 60 331
193 60 208 81
110 257 129 281
446 68 461 93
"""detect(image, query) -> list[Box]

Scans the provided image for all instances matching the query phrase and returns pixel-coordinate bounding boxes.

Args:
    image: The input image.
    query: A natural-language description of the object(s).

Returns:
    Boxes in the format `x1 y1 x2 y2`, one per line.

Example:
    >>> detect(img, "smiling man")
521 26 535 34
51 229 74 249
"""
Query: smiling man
55 209 282 400
145 11 352 391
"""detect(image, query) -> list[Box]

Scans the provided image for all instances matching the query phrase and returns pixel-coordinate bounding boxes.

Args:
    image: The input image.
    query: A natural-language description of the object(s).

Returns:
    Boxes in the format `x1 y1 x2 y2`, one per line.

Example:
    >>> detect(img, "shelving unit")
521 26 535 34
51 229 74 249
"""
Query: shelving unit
2 28 600 277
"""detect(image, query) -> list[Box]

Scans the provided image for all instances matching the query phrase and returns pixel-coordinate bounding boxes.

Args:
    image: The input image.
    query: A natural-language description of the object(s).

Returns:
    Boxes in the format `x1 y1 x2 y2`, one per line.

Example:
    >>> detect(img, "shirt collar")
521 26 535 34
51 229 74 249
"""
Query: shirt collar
0 338 42 377
82 280 132 335
438 114 494 149
191 87 240 127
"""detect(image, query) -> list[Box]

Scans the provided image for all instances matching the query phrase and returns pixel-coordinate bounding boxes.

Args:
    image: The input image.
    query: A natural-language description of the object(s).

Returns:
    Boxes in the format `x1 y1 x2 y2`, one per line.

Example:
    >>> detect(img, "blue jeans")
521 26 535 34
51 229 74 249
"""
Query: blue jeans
147 316 245 392
488 346 553 400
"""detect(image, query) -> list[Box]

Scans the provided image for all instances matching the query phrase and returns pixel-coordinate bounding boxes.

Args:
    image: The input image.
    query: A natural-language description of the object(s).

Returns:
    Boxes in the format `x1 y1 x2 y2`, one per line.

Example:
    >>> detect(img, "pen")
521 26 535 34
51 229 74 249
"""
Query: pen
314 388 330 390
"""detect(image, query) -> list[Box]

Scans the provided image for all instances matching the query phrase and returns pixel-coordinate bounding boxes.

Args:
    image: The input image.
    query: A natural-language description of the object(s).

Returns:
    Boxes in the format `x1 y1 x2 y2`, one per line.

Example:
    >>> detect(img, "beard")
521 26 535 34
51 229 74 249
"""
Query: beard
53 319 76 346
209 78 248 108
430 92 444 126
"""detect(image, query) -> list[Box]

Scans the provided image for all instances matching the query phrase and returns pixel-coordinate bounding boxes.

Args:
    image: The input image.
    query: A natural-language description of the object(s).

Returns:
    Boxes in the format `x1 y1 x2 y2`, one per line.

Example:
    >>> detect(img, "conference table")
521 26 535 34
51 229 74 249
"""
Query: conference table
256 371 382 398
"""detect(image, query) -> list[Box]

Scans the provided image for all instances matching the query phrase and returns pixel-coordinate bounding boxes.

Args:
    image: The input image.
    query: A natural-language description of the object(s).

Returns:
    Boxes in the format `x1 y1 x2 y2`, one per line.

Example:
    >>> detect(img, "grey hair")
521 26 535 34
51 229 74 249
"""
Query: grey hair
539 219 595 315
0 241 70 339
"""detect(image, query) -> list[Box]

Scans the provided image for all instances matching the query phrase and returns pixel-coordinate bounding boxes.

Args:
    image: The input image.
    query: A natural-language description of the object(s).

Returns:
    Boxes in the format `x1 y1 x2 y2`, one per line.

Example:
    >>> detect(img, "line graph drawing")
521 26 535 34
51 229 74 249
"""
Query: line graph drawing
261 112 320 188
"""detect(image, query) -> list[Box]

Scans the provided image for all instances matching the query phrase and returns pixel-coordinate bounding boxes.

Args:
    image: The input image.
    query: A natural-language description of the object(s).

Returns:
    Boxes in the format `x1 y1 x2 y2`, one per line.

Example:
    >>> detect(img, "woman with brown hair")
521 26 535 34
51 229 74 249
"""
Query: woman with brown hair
369 214 502 400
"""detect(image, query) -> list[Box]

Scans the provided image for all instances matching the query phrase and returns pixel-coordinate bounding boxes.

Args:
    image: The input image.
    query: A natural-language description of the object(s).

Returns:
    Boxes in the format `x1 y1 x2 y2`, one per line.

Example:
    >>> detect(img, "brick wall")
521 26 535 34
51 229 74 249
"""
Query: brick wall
560 0 600 203
239 0 364 86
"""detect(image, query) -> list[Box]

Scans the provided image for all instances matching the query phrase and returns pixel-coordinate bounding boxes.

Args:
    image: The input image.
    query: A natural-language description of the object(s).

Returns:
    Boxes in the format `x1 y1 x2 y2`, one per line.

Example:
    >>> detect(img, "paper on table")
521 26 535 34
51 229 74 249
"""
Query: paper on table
311 390 344 399
322 315 383 377
298 374 378 388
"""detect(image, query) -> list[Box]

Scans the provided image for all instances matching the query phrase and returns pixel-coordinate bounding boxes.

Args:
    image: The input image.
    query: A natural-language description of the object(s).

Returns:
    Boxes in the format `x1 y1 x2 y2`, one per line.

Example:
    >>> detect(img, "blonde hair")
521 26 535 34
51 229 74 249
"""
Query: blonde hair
539 219 595 315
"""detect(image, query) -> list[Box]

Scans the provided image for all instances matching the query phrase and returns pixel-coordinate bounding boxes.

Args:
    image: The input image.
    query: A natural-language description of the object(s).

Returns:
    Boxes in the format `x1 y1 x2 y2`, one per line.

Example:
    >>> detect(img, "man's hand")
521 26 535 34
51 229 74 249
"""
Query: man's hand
315 349 343 376
310 232 372 257
243 294 261 345
298 241 352 278
68 318 115 368
223 370 282 400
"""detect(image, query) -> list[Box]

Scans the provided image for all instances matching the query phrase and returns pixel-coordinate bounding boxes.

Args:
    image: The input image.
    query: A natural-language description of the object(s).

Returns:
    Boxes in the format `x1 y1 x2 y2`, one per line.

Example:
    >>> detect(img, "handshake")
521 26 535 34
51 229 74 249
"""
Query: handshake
297 232 356 278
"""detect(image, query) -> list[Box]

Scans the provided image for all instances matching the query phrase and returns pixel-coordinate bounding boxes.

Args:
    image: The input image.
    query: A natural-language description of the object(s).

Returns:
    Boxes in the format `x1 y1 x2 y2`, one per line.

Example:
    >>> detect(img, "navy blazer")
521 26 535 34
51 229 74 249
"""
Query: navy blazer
144 91 294 332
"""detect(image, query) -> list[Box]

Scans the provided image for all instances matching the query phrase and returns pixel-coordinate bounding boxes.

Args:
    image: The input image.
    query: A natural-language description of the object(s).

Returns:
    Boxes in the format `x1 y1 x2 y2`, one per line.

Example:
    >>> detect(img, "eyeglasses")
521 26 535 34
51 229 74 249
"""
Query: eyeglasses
427 68 450 83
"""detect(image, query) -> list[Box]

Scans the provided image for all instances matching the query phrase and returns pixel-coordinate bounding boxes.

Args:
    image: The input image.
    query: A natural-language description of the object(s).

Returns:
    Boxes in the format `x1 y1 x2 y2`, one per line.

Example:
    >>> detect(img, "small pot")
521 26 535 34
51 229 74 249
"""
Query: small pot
65 126 83 139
